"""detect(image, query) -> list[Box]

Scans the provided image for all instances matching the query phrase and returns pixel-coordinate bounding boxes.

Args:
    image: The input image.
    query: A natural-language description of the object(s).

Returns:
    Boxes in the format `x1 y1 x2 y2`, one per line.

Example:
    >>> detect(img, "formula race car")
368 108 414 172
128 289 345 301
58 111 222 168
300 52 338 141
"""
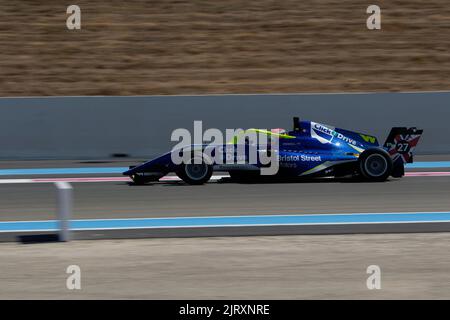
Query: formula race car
123 117 423 185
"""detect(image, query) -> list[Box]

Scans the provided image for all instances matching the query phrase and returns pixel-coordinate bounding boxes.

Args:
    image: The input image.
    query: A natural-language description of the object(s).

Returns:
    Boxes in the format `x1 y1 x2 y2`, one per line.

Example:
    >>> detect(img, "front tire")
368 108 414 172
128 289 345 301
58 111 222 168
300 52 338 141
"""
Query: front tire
130 174 151 185
358 149 393 182
176 155 213 185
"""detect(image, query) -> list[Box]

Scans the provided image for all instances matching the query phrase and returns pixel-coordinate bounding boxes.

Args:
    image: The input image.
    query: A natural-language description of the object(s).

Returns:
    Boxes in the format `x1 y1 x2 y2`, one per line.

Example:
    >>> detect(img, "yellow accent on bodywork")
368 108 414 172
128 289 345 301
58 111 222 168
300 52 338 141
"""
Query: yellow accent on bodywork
360 134 377 144
349 144 365 154
300 160 358 176
299 163 328 176
228 128 295 144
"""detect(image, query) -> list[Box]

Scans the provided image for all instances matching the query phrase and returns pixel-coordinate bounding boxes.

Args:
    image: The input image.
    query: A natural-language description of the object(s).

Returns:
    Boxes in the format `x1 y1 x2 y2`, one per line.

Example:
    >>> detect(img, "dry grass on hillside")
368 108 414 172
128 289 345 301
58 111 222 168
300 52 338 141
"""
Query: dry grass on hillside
1 1 450 96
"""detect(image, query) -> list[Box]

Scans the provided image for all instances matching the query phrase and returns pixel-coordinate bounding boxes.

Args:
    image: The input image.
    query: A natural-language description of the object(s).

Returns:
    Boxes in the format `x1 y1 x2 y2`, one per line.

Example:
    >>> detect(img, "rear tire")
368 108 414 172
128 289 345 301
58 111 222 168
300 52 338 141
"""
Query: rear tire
176 154 213 185
358 149 393 182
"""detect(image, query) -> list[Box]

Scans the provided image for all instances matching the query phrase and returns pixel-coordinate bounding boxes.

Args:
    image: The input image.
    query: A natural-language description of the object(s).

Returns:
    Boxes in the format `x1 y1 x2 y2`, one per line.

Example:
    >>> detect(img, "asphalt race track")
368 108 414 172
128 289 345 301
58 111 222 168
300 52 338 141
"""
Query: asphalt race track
0 156 450 241
1 175 450 220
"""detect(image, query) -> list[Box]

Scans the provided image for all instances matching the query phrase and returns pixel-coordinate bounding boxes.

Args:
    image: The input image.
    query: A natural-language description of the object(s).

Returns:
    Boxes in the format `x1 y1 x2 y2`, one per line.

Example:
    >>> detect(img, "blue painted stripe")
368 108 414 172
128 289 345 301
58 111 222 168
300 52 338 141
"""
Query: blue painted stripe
406 161 450 169
0 167 127 176
0 220 59 231
1 212 450 232
0 161 449 176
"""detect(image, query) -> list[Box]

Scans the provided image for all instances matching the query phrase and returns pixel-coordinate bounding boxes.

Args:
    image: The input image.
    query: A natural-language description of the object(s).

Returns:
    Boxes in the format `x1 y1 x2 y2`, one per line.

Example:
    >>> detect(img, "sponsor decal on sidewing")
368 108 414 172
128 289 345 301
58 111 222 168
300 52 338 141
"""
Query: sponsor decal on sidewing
278 155 322 162
311 122 357 146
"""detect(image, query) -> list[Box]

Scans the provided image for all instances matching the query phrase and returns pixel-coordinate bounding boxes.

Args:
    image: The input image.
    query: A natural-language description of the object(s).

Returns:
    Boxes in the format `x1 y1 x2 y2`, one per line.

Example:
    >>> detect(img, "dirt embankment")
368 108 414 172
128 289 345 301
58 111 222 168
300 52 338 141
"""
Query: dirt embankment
1 1 450 96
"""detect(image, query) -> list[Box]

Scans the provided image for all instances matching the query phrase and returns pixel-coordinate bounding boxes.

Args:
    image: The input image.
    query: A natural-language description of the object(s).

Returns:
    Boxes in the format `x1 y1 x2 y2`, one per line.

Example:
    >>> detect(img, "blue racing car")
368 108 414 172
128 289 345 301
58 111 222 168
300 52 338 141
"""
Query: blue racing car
123 117 423 185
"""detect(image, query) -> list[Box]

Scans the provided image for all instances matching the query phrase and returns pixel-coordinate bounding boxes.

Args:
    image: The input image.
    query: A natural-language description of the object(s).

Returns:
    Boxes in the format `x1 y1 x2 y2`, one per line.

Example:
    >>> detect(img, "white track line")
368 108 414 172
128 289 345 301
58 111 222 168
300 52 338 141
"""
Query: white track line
0 175 229 184
0 179 34 184
0 173 447 184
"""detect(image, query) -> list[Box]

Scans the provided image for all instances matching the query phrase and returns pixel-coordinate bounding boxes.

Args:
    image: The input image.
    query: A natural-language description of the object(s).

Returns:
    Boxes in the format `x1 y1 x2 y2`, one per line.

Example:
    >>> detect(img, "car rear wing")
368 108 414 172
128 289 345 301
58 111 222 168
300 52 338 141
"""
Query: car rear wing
383 127 423 164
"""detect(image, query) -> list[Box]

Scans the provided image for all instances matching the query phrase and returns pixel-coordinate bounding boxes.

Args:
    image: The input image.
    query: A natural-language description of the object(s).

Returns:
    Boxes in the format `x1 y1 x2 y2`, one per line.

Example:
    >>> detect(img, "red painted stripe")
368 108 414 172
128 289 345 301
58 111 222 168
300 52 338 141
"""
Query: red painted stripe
32 177 131 183
30 175 229 183
405 172 450 177
19 172 450 183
